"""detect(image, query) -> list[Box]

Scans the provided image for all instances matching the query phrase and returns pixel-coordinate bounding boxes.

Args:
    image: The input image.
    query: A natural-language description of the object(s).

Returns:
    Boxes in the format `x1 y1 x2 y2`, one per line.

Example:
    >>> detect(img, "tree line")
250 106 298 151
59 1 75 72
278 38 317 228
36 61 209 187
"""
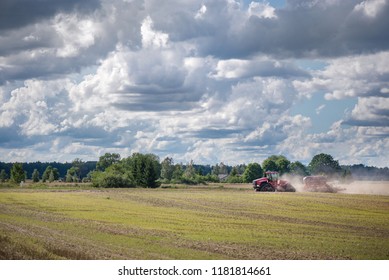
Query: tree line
0 160 96 181
1 153 388 187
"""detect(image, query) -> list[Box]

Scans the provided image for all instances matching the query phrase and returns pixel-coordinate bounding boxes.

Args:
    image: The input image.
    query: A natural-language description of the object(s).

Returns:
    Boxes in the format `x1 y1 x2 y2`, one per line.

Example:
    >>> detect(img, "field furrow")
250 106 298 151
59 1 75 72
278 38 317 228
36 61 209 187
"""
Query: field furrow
0 186 388 259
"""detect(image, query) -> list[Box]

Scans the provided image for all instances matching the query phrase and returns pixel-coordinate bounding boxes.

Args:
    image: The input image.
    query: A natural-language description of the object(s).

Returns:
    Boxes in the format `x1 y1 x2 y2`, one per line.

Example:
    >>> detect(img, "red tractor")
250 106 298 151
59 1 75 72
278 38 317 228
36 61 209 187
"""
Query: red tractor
253 171 296 192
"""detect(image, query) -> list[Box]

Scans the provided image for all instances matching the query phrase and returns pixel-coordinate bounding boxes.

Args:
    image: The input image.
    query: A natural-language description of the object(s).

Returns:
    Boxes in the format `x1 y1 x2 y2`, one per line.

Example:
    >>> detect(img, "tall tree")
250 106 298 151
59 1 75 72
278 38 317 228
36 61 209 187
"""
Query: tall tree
0 169 8 182
211 164 220 176
183 160 196 180
66 167 80 182
262 158 278 172
160 157 174 181
96 153 121 171
42 166 59 182
242 163 263 183
72 158 89 179
275 157 290 175
308 153 341 175
230 166 238 176
227 166 243 183
127 153 161 188
48 170 55 182
289 161 309 176
262 155 290 175
32 169 40 182
172 164 184 181
10 163 26 184
236 164 247 175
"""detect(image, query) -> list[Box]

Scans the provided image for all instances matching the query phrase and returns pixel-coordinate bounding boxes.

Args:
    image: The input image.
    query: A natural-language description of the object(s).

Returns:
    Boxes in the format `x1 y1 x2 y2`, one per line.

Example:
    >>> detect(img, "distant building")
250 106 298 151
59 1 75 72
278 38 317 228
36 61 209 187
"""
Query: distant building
218 174 229 181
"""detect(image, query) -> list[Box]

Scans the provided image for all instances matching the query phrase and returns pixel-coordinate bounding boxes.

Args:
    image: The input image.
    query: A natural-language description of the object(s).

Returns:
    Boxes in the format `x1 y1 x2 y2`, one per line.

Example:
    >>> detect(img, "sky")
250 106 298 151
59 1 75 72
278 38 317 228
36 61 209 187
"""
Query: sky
0 0 388 167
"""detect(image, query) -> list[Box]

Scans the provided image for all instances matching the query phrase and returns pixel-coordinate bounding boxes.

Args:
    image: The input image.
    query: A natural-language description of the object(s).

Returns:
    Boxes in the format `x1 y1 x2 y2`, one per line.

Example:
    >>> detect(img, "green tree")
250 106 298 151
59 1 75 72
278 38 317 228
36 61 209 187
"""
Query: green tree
211 164 220 176
276 157 290 175
91 163 134 188
96 153 121 171
172 164 184 181
262 158 278 172
204 173 220 183
0 169 8 182
32 169 40 183
289 161 309 176
72 158 83 169
242 163 263 183
226 175 243 183
126 153 161 188
230 166 238 177
262 155 290 174
48 170 55 182
145 154 161 188
65 172 73 183
160 157 174 181
238 164 247 175
308 153 341 175
183 160 196 180
42 166 59 182
66 167 80 182
226 166 243 183
197 166 205 176
72 158 88 179
10 163 26 184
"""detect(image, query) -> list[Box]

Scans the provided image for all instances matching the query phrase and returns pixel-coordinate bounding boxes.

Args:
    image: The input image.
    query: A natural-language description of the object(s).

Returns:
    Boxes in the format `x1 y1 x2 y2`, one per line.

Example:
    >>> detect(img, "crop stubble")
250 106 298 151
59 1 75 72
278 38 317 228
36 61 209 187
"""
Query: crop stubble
0 185 388 260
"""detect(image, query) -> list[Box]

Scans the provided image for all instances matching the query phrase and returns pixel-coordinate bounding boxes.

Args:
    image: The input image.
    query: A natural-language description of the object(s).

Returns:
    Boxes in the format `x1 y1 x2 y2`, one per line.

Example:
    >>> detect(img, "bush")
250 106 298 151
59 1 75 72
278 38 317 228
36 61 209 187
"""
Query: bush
91 167 135 188
92 171 135 188
0 182 17 188
100 174 134 188
226 176 243 183
179 177 198 185
204 174 220 183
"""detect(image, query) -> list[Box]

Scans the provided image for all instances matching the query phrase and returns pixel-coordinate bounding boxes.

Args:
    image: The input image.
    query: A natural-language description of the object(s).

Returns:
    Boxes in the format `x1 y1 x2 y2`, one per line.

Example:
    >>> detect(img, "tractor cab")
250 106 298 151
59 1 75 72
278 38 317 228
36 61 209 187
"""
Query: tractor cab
265 171 279 183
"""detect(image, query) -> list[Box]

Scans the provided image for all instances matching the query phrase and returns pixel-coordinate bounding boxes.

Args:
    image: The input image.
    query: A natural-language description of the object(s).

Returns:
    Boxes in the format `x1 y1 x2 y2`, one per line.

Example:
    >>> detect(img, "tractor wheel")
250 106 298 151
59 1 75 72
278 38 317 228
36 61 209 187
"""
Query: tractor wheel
260 183 275 192
284 183 296 192
253 183 260 192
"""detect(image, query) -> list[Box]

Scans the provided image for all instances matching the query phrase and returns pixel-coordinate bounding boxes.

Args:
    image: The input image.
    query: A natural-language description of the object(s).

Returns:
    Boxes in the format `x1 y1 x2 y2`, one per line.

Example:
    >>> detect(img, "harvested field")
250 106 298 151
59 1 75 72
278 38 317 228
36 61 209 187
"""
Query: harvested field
339 181 389 195
0 184 388 260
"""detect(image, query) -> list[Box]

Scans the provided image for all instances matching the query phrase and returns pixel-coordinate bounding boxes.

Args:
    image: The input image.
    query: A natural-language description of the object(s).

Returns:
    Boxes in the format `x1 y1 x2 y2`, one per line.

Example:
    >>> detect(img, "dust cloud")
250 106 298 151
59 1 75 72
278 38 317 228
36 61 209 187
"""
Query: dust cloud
338 181 389 195
281 175 389 195
281 175 305 192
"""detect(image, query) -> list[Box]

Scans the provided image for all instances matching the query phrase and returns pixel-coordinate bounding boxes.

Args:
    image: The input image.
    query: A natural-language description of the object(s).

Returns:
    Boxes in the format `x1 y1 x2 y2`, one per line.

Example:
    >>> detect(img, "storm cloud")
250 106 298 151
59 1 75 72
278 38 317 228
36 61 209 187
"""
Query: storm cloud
0 0 101 30
0 0 388 167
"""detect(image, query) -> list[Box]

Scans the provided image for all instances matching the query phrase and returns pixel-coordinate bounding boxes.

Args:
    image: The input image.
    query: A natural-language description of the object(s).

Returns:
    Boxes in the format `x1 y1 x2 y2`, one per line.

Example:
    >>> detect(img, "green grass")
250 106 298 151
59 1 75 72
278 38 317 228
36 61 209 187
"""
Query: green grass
0 186 388 259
